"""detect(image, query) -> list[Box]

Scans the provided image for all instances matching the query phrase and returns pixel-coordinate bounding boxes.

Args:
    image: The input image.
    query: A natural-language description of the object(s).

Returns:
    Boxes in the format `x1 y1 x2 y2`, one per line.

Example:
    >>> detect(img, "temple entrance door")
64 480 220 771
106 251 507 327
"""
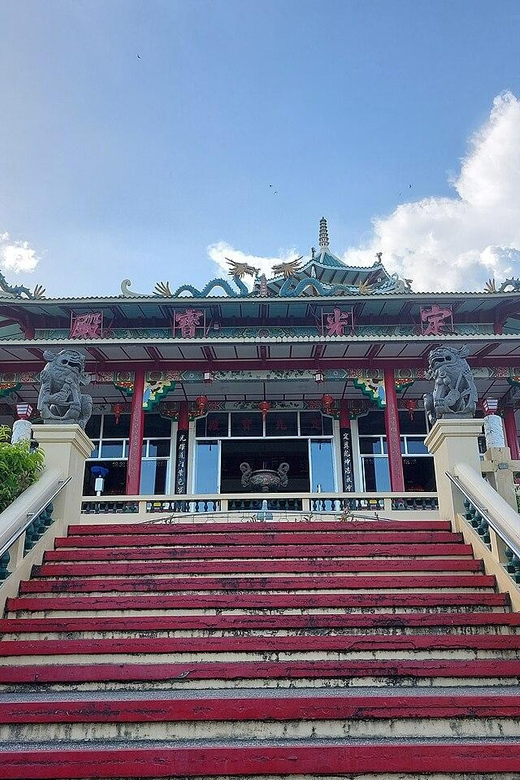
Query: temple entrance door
220 439 310 494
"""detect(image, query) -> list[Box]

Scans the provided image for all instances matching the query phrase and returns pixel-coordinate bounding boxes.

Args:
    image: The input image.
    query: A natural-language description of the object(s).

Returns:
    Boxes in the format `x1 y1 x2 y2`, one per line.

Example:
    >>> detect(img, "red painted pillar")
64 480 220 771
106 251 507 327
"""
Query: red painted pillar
504 407 520 460
125 369 145 495
174 401 190 494
383 367 405 492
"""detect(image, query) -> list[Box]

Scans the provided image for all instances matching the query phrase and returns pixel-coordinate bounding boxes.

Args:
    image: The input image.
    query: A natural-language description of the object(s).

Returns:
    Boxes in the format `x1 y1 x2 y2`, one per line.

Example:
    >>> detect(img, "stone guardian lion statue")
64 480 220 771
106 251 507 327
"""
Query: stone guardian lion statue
423 345 478 425
37 349 93 429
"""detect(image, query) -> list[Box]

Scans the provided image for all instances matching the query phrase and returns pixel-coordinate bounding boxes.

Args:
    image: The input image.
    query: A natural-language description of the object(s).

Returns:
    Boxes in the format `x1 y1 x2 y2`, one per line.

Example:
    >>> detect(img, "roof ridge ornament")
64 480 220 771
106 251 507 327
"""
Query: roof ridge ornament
319 217 329 248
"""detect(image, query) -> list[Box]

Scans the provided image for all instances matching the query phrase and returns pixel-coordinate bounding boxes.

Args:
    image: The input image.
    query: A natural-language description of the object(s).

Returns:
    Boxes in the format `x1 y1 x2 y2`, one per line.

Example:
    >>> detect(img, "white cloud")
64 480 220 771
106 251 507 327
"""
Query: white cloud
342 91 520 292
0 232 40 273
208 240 302 289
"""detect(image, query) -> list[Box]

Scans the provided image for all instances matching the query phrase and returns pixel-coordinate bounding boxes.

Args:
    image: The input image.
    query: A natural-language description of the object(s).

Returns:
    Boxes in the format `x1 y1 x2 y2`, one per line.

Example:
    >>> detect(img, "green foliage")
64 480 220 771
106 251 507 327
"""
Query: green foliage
0 425 45 513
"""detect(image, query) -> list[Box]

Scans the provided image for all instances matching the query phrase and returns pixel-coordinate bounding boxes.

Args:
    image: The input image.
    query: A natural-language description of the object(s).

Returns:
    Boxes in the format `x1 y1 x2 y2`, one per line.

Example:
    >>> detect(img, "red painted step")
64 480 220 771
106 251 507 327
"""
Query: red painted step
2 633 520 658
2 610 517 635
33 557 483 577
18 573 496 594
3 742 520 779
43 542 475 561
3 658 520 685
7 591 508 614
3 693 520 724
55 530 462 548
68 520 451 535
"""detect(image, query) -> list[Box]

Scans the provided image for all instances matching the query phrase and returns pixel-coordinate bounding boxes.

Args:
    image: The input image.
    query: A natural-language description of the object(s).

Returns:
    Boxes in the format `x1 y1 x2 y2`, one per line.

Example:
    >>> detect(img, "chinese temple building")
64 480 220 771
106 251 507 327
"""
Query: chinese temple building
0 217 520 507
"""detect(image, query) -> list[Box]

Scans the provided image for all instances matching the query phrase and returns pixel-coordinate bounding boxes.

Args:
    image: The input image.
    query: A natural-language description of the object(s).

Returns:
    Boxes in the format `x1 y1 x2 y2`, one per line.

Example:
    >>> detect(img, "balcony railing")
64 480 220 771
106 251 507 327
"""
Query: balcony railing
81 491 439 523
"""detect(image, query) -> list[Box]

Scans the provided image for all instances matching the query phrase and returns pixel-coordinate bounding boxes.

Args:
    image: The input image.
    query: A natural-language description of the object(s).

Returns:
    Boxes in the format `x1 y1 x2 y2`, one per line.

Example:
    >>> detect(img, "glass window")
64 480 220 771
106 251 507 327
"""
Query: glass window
90 441 100 459
359 437 382 455
310 440 335 492
266 412 298 437
83 460 127 496
103 414 131 438
231 412 263 437
300 411 323 436
403 457 436 492
140 459 168 494
148 439 171 457
322 416 333 436
362 457 391 492
205 413 228 436
196 417 207 437
358 411 386 435
144 414 172 438
398 410 428 435
195 441 219 493
85 415 101 439
405 438 429 455
100 441 124 458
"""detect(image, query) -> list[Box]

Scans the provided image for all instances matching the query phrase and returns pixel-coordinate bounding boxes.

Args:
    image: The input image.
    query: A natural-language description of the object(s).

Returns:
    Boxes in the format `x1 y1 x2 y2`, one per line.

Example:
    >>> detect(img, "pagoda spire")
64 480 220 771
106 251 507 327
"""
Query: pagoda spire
319 217 329 248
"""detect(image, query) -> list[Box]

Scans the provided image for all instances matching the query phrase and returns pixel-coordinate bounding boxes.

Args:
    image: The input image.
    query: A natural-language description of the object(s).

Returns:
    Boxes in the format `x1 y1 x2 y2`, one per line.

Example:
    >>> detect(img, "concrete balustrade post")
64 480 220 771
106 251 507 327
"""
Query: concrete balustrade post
32 424 94 525
424 419 483 522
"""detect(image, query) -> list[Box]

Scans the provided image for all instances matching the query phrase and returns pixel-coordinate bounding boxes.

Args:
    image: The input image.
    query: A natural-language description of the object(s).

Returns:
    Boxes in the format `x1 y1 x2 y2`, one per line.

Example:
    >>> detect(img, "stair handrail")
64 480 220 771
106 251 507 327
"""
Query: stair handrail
446 465 520 561
0 469 70 559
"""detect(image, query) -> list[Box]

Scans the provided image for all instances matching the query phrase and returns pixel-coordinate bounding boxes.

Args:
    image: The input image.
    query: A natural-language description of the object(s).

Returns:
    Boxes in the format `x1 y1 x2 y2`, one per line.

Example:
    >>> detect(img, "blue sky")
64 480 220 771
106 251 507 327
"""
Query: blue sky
1 1 520 296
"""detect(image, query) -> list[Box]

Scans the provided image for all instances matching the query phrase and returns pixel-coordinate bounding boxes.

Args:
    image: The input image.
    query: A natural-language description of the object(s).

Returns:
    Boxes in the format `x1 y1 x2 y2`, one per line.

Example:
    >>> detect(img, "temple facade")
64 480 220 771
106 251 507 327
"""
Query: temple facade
0 218 519 507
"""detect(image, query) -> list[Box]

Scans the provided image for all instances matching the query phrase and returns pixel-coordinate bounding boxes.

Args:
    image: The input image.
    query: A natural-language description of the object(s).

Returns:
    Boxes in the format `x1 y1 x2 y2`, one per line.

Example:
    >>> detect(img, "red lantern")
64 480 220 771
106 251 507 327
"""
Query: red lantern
196 395 208 415
321 394 334 415
259 400 271 421
403 399 417 420
112 403 124 425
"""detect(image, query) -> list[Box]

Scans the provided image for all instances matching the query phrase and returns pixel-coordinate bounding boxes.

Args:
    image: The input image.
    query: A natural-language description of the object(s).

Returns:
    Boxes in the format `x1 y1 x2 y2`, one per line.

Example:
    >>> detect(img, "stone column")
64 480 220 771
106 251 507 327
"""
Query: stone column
424 419 483 521
503 407 520 461
383 367 404 492
175 401 189 494
32 424 94 523
339 400 354 492
125 369 145 495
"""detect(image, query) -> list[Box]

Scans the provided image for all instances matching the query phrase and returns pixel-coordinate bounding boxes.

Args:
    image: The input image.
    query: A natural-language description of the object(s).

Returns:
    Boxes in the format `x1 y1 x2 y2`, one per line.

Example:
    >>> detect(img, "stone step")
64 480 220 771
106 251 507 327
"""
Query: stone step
33 557 485 578
68 520 453 535
6 591 509 618
3 658 520 690
42 542 475 562
56 530 463 549
2 690 520 741
18 573 497 595
2 611 517 639
2 738 520 778
3 632 520 657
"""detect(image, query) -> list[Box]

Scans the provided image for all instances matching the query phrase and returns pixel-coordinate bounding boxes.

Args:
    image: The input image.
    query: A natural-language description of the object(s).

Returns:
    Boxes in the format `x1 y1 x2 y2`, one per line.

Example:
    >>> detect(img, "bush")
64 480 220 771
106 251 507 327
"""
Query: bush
0 425 45 513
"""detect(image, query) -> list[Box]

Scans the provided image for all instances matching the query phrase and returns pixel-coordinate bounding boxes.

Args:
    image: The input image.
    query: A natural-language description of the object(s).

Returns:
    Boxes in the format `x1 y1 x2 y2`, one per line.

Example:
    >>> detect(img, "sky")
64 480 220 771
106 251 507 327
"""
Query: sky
1 0 520 297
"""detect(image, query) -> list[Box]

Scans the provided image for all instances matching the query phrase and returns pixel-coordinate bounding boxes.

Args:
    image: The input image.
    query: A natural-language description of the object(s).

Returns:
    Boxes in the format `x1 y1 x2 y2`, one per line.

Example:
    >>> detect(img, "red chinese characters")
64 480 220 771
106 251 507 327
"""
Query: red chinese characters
70 312 103 339
174 309 203 338
420 304 453 336
323 307 353 337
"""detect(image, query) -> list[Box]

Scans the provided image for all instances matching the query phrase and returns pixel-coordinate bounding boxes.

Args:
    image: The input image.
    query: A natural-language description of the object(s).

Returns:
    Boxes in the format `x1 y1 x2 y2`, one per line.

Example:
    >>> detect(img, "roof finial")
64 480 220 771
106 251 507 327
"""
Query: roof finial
319 217 329 248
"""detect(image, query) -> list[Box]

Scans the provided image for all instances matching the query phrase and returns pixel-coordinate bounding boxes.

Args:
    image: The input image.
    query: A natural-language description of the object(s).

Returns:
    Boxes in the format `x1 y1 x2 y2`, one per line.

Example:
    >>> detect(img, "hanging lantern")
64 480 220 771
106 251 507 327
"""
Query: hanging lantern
16 403 33 420
403 399 417 420
112 403 124 425
196 395 208 415
321 394 334 415
259 400 271 421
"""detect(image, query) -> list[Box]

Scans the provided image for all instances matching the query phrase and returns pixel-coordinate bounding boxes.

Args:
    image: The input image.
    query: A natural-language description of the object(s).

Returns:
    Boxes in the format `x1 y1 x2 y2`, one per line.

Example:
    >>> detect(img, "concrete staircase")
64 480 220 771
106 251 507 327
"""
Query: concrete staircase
2 516 520 778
